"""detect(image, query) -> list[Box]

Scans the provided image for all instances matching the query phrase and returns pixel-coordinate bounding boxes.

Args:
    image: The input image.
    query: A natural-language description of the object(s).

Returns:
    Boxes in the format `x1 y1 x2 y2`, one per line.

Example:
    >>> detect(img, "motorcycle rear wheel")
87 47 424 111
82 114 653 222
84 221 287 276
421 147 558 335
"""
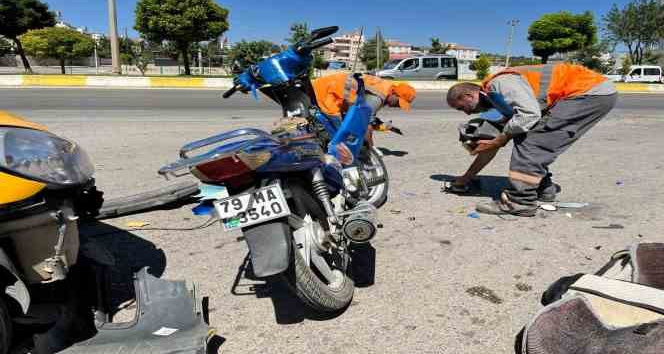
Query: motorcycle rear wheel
280 181 354 313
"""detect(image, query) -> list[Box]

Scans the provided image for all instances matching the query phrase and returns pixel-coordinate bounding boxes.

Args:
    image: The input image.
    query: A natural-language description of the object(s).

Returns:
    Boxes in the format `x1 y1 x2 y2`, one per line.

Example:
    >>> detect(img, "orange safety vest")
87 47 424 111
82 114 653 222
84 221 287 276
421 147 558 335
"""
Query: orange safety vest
482 63 607 109
312 73 399 116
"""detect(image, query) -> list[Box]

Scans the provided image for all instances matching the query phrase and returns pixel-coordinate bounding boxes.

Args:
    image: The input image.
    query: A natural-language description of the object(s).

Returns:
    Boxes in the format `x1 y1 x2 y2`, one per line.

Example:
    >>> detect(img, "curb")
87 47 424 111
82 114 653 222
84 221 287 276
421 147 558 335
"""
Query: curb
0 75 662 93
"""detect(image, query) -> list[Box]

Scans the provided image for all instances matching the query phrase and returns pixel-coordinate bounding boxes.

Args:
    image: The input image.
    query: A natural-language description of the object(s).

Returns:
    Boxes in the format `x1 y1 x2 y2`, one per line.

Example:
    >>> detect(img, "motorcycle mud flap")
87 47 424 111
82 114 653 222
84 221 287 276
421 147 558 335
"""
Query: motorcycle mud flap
242 221 291 277
59 267 209 354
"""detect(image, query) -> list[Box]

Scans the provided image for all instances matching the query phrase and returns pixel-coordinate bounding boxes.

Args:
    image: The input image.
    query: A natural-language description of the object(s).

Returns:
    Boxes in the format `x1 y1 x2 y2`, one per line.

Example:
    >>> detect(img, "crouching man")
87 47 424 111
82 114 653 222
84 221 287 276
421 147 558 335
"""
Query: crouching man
446 63 617 217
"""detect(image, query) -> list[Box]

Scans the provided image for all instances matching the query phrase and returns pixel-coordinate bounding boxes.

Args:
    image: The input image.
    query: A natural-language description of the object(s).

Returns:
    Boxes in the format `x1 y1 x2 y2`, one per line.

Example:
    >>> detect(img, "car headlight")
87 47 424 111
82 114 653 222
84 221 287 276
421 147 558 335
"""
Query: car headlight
0 127 94 187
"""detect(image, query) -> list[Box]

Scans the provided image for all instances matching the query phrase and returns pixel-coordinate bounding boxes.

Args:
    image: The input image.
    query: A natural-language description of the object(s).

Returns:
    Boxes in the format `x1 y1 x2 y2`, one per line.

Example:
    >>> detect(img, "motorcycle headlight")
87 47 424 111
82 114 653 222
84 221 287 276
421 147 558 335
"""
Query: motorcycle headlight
0 127 94 187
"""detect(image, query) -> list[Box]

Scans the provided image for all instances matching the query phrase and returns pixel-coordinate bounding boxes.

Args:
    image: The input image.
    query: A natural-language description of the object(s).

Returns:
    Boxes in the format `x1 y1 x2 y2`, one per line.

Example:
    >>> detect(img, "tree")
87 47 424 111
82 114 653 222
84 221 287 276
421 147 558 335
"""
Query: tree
0 37 12 56
228 40 278 68
620 55 632 76
474 54 491 80
528 11 597 63
571 40 614 73
20 27 94 74
430 37 451 54
0 0 56 73
135 0 229 75
96 36 111 58
603 0 664 65
360 35 389 70
287 22 310 45
131 42 153 76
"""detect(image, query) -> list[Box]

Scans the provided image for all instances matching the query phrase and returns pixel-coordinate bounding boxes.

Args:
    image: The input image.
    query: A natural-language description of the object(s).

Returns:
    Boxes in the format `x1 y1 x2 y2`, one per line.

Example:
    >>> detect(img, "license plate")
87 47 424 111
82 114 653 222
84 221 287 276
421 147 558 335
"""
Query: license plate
213 184 291 231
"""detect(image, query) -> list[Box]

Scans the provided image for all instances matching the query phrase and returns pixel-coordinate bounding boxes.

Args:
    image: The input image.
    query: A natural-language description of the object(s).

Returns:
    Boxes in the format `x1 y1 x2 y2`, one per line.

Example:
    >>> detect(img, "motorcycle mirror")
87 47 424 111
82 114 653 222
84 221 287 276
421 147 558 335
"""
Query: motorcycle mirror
307 26 339 42
231 60 243 74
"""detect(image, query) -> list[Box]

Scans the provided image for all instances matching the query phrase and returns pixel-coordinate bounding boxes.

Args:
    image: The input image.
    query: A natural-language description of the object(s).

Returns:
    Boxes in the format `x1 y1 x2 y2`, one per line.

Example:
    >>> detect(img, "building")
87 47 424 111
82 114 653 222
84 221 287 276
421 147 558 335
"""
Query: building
322 31 365 65
445 43 480 61
387 40 412 60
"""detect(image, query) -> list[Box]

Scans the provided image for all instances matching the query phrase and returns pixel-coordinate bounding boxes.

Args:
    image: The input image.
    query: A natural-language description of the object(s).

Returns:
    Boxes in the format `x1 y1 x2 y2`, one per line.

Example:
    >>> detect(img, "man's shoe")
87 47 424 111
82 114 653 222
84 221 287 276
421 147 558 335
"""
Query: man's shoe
476 193 537 217
537 175 560 202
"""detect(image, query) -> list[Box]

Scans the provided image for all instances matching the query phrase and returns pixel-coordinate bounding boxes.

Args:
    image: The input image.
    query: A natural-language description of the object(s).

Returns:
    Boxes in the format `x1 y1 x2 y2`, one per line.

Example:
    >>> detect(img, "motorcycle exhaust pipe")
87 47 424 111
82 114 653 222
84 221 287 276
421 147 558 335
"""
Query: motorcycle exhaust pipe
341 202 377 243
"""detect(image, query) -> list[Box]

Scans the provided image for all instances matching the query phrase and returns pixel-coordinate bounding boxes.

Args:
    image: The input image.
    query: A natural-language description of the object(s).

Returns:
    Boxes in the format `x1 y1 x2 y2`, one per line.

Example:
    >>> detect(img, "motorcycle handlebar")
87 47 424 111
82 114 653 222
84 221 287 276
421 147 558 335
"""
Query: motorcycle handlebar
296 37 334 54
222 84 238 99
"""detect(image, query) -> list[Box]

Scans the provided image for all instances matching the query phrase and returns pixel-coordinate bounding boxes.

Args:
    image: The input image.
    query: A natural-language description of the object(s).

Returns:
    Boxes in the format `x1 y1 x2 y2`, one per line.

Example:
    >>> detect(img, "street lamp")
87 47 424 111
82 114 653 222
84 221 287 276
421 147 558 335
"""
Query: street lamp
505 19 519 68
107 0 121 74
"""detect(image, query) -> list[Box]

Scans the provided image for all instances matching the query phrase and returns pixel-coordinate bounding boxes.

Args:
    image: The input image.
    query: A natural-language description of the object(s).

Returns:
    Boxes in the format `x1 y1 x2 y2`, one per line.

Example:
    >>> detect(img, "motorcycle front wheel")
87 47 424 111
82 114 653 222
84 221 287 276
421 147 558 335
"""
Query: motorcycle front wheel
359 146 389 208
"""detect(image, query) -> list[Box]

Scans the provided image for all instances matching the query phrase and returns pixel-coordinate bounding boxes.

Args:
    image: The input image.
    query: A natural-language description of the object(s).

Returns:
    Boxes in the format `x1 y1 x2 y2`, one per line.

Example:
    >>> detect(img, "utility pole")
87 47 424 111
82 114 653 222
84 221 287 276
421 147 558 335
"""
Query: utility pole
94 43 99 74
351 26 364 72
505 19 519 68
198 46 203 75
376 28 381 71
107 0 121 74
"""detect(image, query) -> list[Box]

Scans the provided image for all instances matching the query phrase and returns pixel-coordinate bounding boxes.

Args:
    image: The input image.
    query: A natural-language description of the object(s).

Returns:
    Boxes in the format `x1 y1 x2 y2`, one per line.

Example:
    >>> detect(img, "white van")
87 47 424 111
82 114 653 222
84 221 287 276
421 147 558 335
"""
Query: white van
604 65 663 83
376 55 458 80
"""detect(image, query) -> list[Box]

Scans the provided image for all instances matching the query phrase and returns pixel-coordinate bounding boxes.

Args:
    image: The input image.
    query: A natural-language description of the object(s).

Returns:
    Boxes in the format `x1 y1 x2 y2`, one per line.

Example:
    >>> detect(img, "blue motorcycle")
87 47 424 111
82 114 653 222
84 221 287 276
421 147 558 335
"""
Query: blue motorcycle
159 26 382 313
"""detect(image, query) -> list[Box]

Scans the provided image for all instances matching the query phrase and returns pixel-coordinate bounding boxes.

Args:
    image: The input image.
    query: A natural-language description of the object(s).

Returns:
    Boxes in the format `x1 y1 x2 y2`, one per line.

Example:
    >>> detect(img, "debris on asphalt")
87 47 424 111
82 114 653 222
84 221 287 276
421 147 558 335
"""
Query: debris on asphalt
480 226 495 233
126 221 150 228
439 240 452 246
377 224 384 229
556 202 589 209
408 217 416 221
523 247 534 251
449 206 468 214
515 283 533 292
402 191 417 198
540 204 557 211
466 286 503 304
616 180 624 186
565 213 573 218
389 209 402 214
467 212 480 219
192 203 215 216
595 245 602 250
592 224 625 229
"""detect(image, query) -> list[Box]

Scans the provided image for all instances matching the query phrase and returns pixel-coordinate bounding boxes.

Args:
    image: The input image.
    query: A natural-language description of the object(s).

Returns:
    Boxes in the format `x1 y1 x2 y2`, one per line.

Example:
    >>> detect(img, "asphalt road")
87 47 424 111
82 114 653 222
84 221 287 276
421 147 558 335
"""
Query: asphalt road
1 88 663 114
2 88 664 354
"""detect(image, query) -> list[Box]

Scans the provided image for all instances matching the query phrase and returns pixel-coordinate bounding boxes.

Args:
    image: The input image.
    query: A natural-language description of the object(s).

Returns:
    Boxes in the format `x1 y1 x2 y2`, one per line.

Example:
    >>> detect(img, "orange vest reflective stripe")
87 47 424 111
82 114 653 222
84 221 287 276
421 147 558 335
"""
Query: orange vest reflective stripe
481 63 607 109
312 73 396 116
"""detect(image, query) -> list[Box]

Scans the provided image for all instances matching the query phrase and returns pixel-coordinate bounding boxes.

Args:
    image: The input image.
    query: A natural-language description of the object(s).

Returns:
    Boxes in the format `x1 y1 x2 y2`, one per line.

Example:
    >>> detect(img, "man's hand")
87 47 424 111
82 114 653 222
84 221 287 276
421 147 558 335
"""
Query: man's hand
470 134 510 155
336 143 354 165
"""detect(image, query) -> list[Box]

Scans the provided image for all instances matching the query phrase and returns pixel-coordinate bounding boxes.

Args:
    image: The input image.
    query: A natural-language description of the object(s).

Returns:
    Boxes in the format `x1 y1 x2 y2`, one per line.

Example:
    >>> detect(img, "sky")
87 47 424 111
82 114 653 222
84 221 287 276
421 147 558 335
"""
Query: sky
44 0 633 57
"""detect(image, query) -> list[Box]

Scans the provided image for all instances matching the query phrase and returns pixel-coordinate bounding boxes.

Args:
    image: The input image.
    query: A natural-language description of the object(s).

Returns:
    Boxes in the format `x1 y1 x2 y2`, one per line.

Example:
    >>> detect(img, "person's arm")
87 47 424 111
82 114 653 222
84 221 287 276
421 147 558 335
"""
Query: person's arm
470 75 541 155
454 149 498 185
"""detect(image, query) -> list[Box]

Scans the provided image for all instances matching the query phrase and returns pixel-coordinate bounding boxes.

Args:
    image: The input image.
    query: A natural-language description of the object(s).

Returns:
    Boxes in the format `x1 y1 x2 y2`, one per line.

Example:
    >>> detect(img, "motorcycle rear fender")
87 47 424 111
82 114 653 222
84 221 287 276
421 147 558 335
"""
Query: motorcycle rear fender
0 248 30 314
242 221 291 277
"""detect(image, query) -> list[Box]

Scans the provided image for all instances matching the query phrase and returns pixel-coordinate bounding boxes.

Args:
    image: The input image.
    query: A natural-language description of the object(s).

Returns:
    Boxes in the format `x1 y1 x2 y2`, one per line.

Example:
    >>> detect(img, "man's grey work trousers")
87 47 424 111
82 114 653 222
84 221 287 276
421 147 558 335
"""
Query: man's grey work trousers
505 93 618 205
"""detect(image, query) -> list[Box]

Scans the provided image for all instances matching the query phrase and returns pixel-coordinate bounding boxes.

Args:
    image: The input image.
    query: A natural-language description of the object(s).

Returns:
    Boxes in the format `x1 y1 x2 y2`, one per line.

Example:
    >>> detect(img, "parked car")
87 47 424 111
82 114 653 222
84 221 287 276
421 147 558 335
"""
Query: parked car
376 55 458 80
604 65 663 83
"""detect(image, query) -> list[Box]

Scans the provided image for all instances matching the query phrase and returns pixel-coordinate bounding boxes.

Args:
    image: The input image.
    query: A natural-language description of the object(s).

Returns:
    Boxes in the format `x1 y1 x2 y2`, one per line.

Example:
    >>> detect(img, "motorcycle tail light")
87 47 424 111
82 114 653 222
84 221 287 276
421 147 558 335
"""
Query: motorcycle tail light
192 156 254 188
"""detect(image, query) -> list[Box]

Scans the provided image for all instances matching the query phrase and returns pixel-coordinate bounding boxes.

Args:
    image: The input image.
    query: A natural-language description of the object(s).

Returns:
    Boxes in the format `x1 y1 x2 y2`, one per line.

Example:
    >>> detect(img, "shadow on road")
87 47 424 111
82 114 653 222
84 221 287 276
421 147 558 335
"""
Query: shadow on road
78 221 167 313
377 147 409 157
430 174 510 199
230 247 376 324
